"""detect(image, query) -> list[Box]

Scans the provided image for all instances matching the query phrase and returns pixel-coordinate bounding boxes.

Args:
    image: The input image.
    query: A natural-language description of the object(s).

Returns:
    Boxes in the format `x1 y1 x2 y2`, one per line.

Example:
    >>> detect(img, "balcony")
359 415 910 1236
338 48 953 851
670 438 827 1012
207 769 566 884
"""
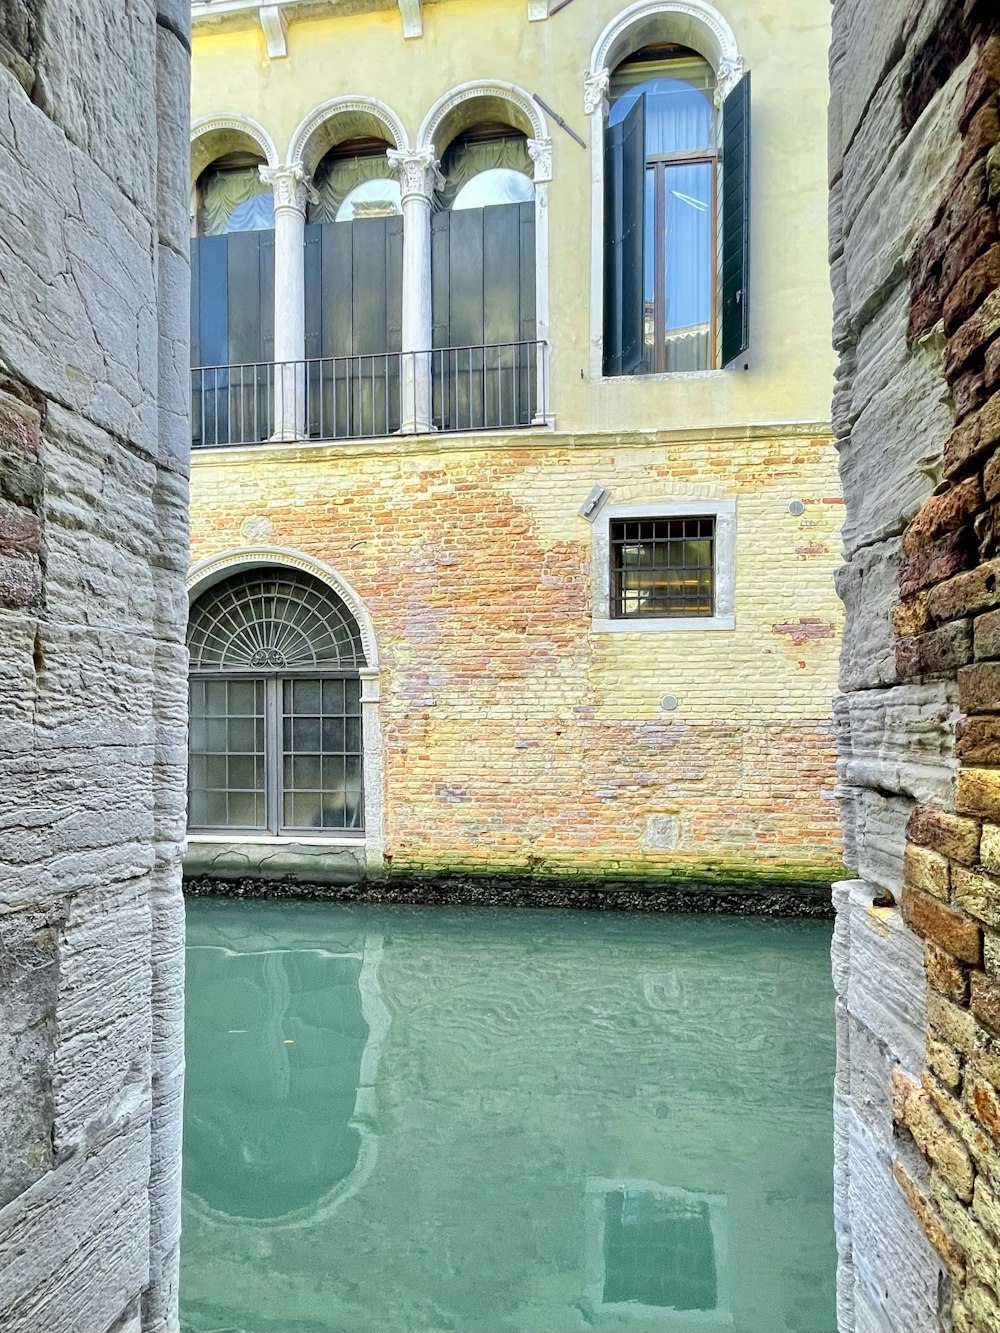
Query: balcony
191 341 546 448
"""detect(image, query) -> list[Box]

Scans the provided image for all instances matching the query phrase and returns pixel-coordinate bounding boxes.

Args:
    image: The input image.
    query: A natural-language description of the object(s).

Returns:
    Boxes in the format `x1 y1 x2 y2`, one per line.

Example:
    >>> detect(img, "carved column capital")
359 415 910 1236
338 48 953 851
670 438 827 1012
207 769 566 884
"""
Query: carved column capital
716 55 746 99
387 148 443 203
584 68 610 117
258 162 316 214
527 137 553 184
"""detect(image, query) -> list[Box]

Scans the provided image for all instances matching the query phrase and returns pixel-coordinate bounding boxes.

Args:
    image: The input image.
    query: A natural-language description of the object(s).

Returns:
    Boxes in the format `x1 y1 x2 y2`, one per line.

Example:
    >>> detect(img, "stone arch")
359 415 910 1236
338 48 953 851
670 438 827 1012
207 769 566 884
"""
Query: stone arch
186 546 380 670
589 0 743 92
190 114 280 183
417 80 547 158
287 97 409 176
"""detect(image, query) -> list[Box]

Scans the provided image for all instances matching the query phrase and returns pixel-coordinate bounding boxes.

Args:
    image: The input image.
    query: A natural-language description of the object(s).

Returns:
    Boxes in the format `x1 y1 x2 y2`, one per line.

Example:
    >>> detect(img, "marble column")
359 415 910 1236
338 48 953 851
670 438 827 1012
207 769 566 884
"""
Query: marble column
527 136 552 424
388 148 442 434
259 163 313 440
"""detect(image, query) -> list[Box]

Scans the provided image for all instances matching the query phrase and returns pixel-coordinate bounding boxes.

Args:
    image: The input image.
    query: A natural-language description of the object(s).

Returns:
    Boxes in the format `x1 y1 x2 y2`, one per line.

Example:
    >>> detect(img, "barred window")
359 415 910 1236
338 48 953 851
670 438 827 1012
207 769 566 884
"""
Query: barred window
610 516 714 618
187 568 366 835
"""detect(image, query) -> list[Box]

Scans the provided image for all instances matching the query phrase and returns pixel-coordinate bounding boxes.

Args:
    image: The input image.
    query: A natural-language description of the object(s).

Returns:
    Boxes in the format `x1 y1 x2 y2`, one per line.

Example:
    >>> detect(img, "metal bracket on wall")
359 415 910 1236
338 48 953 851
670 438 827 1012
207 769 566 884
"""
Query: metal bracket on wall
532 94 586 148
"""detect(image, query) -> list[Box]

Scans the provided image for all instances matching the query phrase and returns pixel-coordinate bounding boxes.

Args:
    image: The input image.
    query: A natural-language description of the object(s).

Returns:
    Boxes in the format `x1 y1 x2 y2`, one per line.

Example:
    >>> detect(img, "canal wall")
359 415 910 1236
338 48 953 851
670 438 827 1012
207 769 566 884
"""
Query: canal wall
831 2 1000 1329
0 7 189 1332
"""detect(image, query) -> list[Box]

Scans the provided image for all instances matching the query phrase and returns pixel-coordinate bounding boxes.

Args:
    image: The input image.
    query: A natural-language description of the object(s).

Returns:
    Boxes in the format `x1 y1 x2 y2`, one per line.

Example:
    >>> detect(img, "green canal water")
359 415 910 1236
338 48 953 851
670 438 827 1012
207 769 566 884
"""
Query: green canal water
180 900 837 1333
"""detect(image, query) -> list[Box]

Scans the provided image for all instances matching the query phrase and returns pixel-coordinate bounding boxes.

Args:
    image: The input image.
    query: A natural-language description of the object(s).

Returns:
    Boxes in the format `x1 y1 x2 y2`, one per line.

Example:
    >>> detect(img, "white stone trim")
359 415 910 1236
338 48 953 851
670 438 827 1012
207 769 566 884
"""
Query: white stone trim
528 0 548 17
186 547 385 869
398 0 423 37
190 114 281 181
287 96 410 170
585 0 743 377
590 498 736 633
416 80 547 153
588 0 742 88
259 4 288 57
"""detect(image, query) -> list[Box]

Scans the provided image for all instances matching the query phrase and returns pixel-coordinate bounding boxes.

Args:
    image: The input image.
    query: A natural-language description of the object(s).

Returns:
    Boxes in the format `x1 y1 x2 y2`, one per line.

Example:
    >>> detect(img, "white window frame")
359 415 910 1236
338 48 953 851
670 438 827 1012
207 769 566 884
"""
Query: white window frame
591 499 736 632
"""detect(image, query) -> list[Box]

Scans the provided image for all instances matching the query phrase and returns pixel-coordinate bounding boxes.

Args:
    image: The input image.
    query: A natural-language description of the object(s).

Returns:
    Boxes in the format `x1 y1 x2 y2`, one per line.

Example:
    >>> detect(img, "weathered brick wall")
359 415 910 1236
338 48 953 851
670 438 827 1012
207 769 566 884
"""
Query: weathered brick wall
190 423 844 888
832 2 1000 1329
0 5 189 1331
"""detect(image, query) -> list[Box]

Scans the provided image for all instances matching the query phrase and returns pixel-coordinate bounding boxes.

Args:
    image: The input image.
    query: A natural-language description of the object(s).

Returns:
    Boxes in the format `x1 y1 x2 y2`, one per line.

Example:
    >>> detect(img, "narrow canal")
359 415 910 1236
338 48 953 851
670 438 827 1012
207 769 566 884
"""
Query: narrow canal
180 899 837 1333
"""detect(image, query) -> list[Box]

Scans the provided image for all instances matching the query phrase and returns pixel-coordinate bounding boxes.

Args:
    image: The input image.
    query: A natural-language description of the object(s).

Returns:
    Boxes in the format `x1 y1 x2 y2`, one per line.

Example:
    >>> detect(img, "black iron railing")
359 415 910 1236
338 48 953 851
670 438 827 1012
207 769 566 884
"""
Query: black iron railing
191 341 546 448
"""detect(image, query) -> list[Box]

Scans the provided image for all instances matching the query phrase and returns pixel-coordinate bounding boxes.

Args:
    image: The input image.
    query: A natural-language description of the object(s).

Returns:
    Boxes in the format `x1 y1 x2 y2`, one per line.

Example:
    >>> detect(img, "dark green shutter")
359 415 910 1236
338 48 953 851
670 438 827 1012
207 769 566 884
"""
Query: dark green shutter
603 95 645 377
430 201 535 427
721 72 751 368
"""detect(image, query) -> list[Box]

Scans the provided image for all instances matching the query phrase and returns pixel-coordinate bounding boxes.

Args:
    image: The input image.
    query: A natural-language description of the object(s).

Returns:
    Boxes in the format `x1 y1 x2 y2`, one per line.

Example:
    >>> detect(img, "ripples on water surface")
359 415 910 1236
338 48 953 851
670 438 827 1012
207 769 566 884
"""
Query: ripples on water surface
181 900 836 1333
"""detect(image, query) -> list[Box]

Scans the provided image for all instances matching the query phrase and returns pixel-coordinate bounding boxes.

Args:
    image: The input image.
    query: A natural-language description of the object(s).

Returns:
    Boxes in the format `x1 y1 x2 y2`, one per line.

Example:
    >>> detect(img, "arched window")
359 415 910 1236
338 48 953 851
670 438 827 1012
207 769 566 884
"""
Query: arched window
607 47 716 374
303 136 403 439
601 35 751 377
306 137 401 225
187 568 367 834
432 124 537 428
191 145 276 447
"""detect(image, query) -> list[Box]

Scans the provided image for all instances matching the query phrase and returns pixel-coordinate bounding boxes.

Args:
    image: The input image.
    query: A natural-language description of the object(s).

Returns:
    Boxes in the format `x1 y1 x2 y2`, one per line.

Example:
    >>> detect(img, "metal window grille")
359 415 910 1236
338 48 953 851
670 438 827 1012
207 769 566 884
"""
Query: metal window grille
610 516 715 618
187 570 366 835
187 569 366 671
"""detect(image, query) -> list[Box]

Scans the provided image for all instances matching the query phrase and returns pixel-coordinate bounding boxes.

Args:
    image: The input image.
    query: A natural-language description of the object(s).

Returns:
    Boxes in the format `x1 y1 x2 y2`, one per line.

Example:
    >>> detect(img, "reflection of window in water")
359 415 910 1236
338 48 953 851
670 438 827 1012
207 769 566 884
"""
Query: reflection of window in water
584 1178 730 1327
183 931 387 1226
603 1188 716 1310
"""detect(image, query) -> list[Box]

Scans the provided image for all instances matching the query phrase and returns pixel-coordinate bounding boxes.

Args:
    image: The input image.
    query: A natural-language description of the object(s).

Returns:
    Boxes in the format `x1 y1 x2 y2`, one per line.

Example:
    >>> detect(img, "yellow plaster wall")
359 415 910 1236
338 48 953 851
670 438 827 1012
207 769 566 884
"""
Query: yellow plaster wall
191 0 834 434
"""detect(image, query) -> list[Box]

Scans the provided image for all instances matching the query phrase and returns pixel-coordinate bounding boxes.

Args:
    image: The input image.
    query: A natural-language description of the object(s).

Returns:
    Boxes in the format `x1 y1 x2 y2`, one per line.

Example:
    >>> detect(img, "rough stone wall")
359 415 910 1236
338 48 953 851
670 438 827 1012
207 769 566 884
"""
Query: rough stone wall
831 2 1000 1330
0 6 189 1333
189 423 843 887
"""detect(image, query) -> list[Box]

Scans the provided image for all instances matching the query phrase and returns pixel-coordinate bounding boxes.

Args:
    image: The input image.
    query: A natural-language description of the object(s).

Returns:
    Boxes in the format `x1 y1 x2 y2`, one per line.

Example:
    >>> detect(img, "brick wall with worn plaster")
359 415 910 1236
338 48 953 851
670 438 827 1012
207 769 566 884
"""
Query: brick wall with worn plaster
190 422 843 886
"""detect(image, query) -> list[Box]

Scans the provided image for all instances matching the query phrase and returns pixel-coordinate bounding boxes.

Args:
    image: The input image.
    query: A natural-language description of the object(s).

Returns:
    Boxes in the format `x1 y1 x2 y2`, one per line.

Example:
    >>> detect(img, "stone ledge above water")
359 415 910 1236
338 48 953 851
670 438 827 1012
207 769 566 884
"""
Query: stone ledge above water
184 864 842 918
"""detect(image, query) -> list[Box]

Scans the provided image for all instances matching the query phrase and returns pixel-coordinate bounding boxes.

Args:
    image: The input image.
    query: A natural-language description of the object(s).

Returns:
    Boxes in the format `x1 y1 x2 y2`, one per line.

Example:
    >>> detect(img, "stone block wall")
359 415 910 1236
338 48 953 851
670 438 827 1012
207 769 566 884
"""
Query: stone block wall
0 6 189 1332
832 2 1000 1329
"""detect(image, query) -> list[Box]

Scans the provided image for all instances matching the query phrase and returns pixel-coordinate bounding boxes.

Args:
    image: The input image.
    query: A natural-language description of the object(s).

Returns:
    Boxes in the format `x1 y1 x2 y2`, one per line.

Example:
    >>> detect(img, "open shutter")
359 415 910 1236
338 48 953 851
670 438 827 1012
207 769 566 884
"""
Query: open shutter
721 72 751 368
603 95 645 377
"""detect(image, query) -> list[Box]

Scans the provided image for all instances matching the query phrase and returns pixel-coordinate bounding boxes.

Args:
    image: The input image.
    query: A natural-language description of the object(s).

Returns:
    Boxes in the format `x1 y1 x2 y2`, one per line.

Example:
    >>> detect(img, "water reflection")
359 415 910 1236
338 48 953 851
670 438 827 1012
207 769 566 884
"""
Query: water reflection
182 903 836 1333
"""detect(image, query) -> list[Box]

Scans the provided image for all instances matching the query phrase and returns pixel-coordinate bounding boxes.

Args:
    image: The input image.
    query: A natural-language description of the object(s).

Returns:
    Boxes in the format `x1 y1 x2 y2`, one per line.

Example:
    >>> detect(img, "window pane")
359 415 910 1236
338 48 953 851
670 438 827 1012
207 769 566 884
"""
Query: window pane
188 678 266 830
610 517 715 618
452 168 534 210
663 162 713 372
281 677 364 832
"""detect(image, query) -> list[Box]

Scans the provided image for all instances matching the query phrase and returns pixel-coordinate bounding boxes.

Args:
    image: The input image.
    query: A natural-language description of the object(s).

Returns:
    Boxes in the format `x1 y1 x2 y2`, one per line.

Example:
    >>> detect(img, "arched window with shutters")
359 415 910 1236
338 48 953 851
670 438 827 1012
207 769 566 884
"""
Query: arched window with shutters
302 131 405 440
187 567 367 835
593 2 750 378
190 122 278 446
